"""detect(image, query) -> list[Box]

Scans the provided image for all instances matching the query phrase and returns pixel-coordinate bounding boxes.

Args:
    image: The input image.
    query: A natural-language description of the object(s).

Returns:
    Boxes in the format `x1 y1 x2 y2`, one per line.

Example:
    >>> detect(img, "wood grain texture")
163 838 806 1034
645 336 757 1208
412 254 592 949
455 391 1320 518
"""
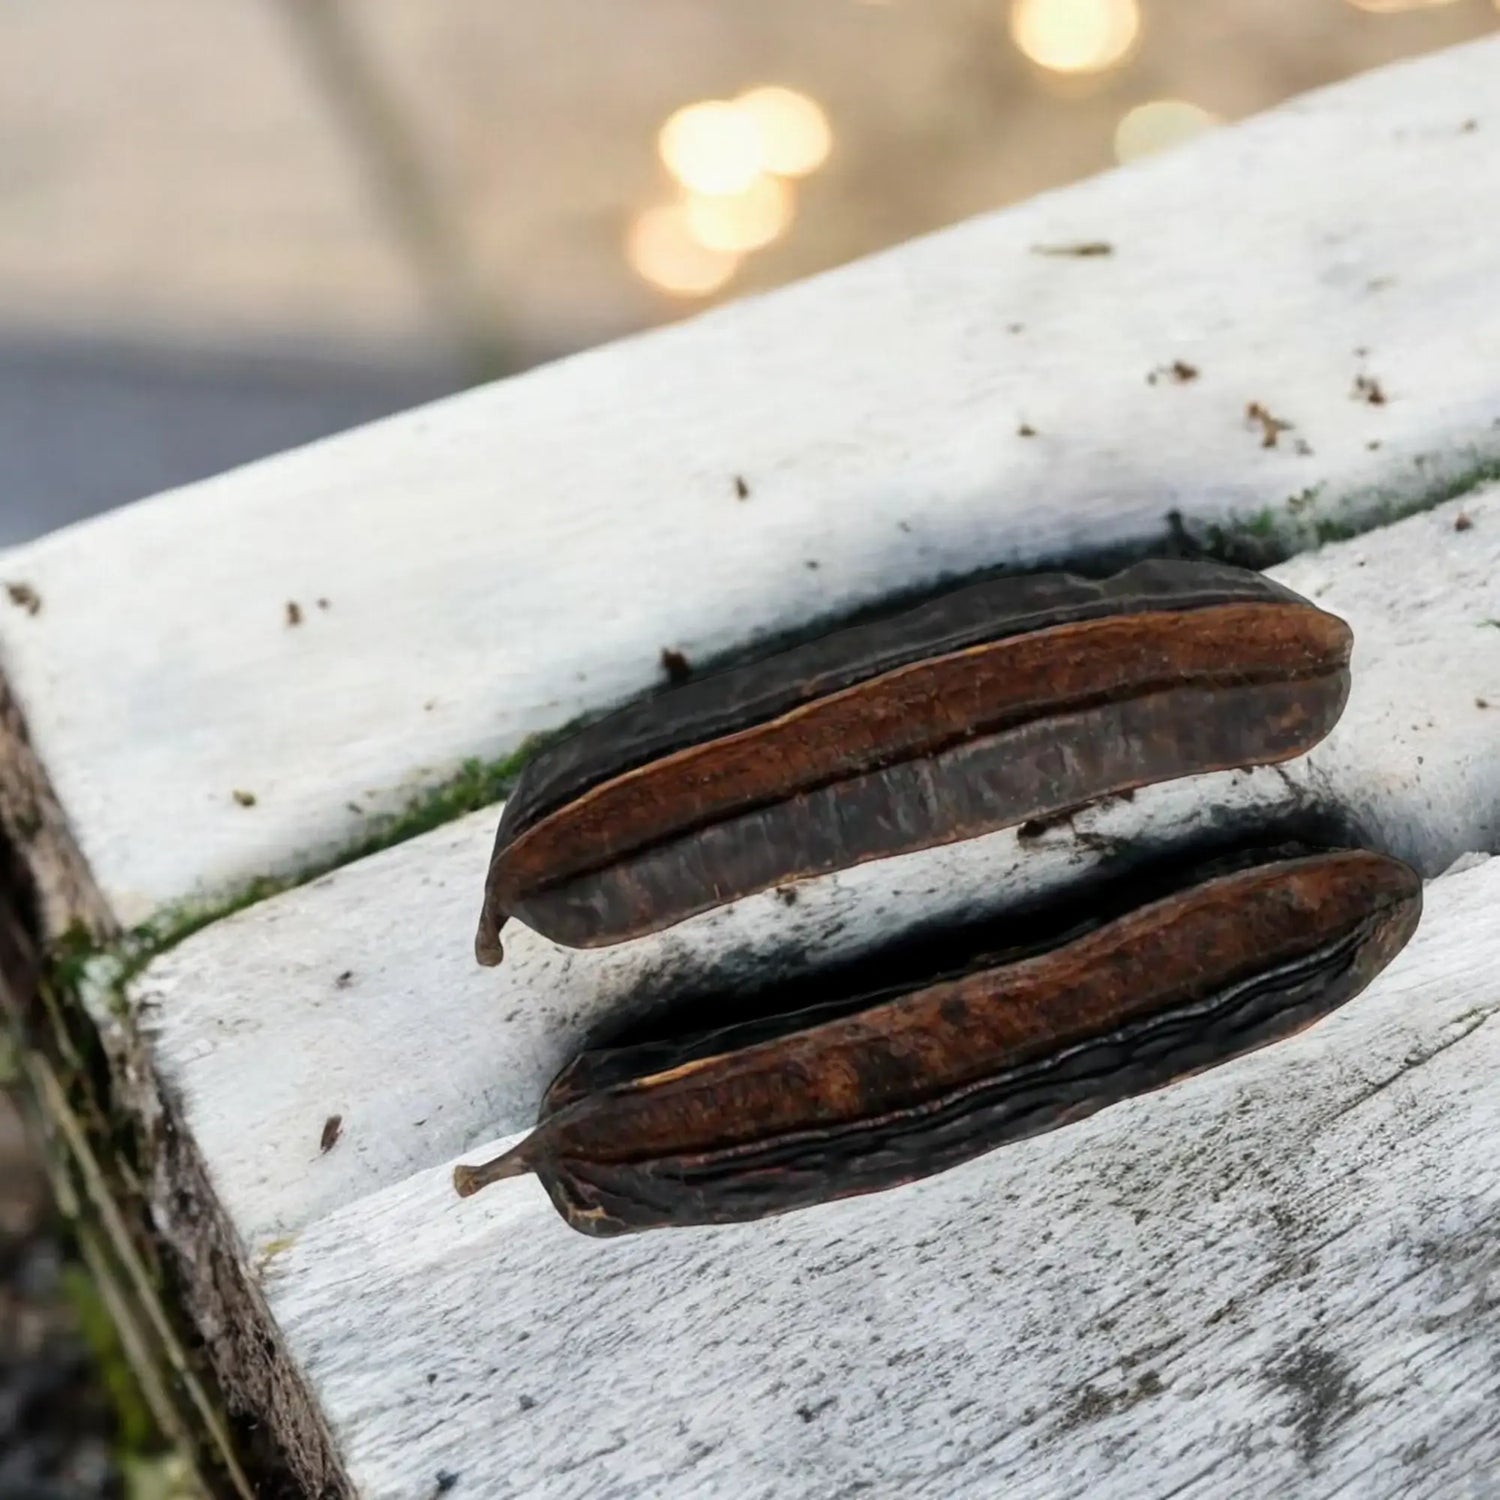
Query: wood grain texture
0 36 1497 927
260 855 1500 1500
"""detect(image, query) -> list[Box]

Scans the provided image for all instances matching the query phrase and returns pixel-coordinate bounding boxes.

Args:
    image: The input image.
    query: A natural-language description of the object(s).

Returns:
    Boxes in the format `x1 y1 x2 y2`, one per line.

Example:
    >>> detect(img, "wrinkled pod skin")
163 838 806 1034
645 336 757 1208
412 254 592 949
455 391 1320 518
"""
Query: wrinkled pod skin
454 844 1421 1236
474 558 1353 964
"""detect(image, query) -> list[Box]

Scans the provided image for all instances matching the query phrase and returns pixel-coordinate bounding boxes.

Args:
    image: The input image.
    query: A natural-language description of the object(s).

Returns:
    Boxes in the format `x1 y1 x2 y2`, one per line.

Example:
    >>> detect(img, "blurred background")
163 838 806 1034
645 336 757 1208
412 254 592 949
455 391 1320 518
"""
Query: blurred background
2 4 1500 1495
3 0 1498 550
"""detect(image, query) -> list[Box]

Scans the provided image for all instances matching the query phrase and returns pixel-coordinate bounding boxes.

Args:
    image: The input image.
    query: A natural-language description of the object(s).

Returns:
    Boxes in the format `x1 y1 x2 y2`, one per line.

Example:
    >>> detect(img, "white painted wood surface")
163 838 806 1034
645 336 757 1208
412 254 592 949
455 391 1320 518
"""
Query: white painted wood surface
263 854 1500 1500
1 33 1498 1500
0 37 1496 928
136 487 1500 1248
129 480 1499 1498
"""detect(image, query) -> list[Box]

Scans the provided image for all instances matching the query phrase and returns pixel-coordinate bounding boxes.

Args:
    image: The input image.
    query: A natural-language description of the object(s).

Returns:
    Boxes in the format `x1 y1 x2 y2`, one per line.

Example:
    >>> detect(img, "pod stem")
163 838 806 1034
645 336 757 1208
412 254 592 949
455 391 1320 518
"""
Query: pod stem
452 1140 536 1198
473 907 508 967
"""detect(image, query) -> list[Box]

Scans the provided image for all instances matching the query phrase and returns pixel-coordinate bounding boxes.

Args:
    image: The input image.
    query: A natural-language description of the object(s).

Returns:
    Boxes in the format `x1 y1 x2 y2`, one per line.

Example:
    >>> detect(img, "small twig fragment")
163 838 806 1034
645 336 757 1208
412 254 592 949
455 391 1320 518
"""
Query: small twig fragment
1147 360 1199 386
1246 402 1294 449
1032 241 1114 257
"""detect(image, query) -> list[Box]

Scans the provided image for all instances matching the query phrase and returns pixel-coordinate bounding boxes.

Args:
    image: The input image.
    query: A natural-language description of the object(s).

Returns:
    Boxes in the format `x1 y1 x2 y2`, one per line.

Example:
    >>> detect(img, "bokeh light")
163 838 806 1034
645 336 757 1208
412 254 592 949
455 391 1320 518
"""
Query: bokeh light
658 101 764 196
1010 0 1141 75
684 176 796 254
737 86 834 178
1114 100 1219 163
625 204 740 297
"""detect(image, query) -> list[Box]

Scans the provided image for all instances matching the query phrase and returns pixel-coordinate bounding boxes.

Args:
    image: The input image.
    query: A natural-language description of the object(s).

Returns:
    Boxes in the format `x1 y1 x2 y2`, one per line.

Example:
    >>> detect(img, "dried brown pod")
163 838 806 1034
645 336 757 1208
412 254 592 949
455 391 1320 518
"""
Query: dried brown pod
454 844 1420 1234
474 560 1354 963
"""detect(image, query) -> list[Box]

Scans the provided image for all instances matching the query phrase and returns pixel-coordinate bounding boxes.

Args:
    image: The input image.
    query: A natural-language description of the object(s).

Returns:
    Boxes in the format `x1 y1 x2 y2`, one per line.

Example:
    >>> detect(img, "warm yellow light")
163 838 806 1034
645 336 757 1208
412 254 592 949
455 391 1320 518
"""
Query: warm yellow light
658 101 764 196
1345 0 1462 11
1114 100 1219 163
626 204 740 298
1009 0 1140 75
736 86 833 178
684 176 796 254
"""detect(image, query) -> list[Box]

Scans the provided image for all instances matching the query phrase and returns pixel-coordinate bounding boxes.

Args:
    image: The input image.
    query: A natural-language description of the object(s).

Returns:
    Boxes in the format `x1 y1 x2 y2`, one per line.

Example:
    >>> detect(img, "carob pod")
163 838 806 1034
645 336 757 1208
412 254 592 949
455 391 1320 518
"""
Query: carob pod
454 843 1421 1235
474 559 1354 963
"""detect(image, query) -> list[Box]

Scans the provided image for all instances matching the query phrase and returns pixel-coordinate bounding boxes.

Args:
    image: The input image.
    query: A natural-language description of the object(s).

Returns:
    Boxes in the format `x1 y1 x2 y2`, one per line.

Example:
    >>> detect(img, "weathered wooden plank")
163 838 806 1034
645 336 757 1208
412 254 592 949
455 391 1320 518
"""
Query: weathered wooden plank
259 854 1499 1500
0 35 1497 1500
135 486 1500 1246
0 37 1496 930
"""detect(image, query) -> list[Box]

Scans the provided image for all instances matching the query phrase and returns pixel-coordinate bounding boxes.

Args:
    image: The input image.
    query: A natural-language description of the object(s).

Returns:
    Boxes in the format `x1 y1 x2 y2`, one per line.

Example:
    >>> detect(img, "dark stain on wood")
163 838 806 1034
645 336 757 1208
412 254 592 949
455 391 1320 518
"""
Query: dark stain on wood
474 559 1354 963
456 844 1420 1235
1267 1342 1361 1466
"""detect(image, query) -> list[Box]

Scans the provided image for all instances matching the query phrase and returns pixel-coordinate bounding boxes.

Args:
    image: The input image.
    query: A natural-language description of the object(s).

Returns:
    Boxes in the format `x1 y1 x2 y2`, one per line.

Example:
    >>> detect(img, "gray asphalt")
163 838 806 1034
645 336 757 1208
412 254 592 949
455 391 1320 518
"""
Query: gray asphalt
0 334 463 549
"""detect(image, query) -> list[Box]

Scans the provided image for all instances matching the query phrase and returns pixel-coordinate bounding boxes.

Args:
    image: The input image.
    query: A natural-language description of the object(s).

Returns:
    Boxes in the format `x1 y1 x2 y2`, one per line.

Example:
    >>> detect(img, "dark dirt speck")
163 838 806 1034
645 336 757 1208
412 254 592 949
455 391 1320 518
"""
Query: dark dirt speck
660 648 692 685
1148 360 1199 385
4 582 42 616
795 1396 837 1423
319 1115 343 1154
